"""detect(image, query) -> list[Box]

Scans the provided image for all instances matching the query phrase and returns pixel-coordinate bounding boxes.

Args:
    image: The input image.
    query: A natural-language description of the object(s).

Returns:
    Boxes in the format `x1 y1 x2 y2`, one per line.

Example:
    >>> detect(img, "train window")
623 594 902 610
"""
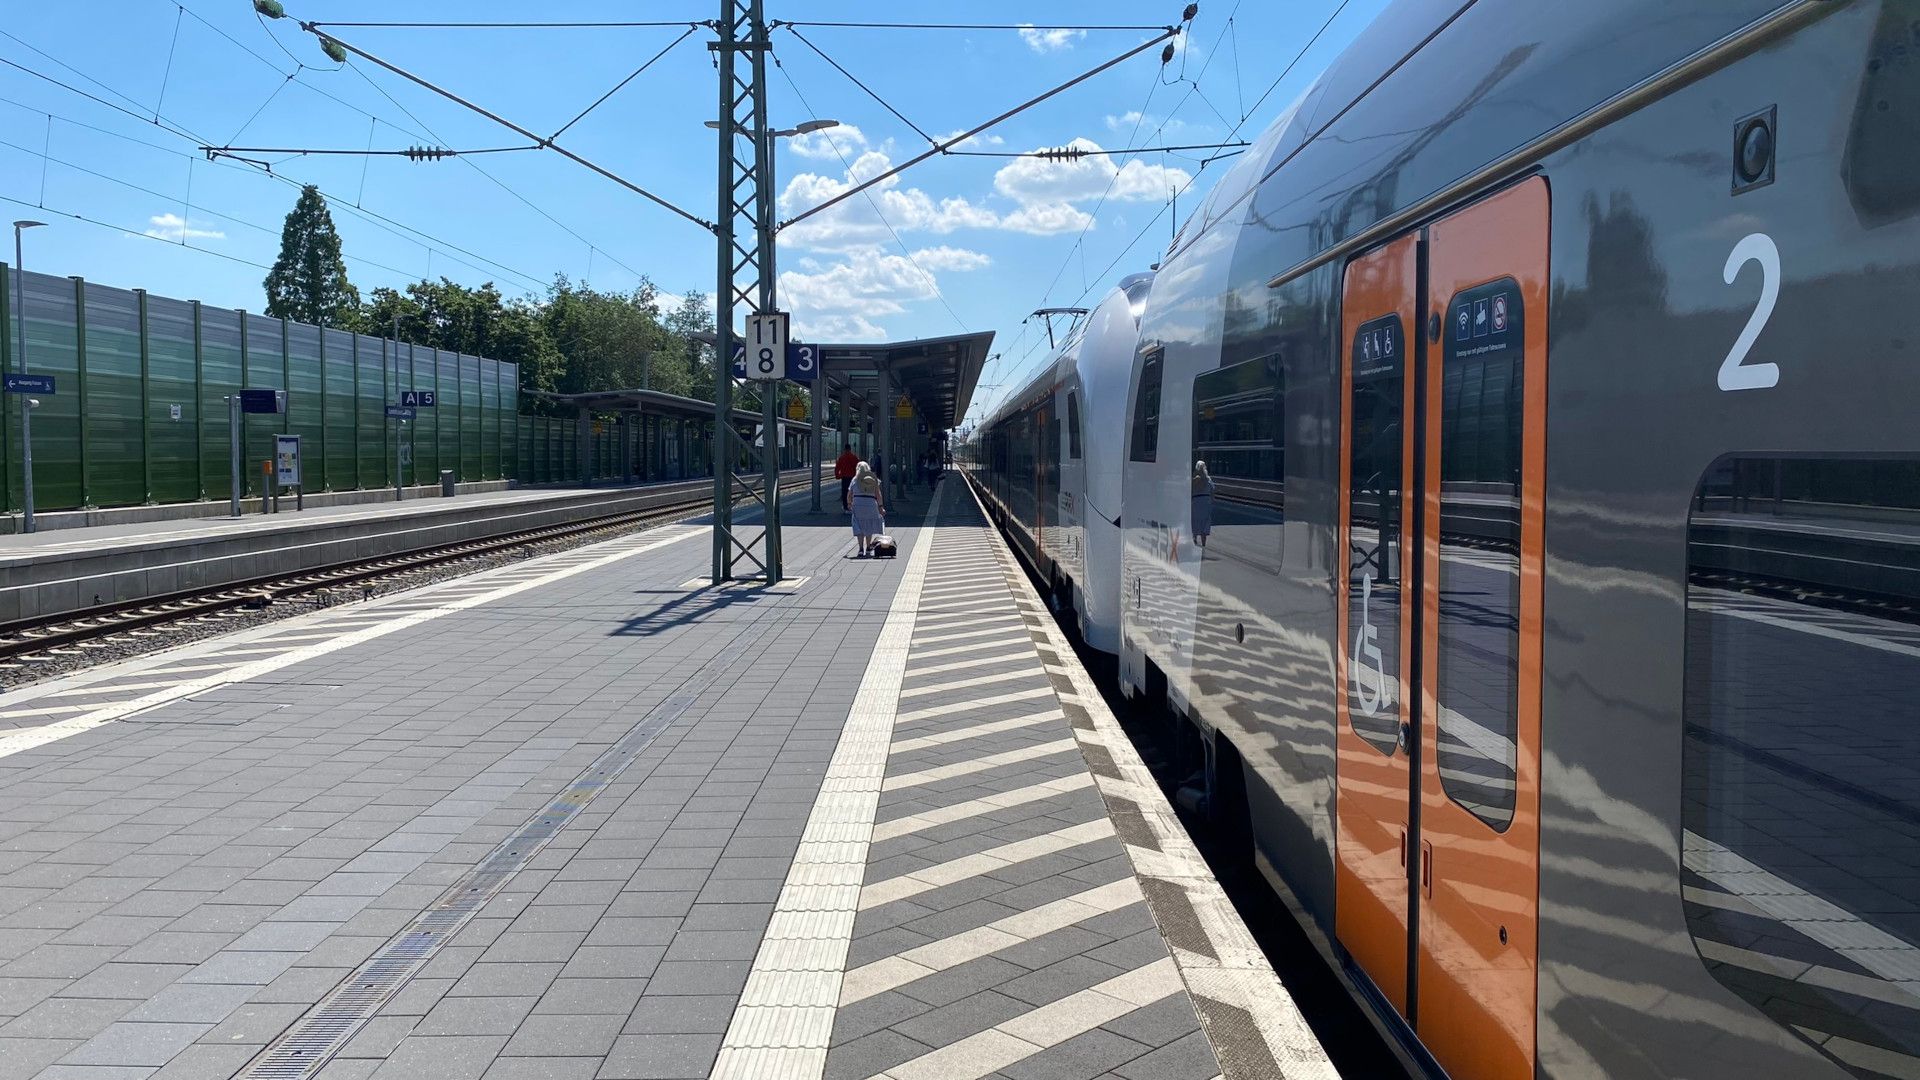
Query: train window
1346 316 1403 756
1130 348 1164 463
1683 455 1920 1079
1067 392 1082 460
1193 354 1285 506
1194 355 1285 577
1434 280 1525 830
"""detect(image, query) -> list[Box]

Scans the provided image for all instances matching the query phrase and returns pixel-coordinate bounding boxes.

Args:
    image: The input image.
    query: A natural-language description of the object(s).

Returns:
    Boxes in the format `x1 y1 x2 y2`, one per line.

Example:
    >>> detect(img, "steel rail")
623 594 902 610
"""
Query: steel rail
0 475 809 662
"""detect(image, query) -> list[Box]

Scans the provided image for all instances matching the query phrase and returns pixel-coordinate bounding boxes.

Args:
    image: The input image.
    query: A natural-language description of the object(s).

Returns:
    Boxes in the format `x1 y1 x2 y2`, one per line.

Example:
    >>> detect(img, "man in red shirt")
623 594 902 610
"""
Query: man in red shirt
834 446 860 512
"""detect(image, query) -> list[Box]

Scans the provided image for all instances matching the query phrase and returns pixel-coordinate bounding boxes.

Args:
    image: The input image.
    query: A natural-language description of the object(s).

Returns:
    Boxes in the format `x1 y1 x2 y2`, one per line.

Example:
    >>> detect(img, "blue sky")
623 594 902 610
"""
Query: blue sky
0 0 1386 418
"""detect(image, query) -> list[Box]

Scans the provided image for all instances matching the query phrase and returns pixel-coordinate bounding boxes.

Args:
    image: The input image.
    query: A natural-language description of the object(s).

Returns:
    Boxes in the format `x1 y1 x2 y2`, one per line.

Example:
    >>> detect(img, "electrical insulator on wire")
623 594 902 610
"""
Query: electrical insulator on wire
1035 146 1087 163
1161 42 1176 65
405 146 453 163
253 0 286 18
320 38 347 64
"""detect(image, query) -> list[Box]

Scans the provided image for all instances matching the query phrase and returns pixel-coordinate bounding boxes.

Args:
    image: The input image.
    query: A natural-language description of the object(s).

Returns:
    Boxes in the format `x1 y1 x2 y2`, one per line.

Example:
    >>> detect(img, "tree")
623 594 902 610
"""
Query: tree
539 275 687 397
264 185 360 327
662 289 717 401
362 277 564 413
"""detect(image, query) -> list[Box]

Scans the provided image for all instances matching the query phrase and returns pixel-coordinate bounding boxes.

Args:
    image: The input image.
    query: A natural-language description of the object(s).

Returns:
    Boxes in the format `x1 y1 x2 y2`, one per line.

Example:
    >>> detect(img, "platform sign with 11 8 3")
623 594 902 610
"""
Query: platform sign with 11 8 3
746 312 788 380
730 340 817 382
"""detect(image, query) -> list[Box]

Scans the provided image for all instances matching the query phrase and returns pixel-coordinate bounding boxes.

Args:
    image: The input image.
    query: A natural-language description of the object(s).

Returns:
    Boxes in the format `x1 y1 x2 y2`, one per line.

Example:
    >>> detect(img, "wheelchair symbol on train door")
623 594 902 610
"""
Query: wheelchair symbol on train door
1353 572 1391 717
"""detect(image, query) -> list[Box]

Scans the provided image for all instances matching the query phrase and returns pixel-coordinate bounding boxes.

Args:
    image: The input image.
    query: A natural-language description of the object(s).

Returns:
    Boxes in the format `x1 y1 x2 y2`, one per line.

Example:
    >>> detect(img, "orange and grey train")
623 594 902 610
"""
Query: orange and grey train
968 0 1920 1077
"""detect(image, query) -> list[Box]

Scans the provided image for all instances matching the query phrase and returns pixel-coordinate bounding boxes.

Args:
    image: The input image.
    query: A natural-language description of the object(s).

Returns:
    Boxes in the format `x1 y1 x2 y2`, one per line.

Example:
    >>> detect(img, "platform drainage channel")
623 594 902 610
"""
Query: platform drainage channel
238 618 780 1080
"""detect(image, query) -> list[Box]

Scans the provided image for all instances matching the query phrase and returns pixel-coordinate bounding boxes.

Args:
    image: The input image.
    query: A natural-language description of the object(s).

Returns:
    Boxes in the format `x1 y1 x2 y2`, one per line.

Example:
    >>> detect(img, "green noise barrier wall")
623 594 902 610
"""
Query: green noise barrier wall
0 265 520 509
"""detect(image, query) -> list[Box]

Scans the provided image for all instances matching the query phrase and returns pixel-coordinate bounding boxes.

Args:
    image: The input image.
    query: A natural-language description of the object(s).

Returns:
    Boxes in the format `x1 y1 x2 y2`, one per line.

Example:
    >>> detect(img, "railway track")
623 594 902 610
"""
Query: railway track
0 478 810 667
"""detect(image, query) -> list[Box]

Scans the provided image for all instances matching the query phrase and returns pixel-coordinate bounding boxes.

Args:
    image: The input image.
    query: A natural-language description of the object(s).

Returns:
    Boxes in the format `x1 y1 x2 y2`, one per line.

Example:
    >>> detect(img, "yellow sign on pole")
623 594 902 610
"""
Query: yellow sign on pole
787 398 807 420
895 400 914 419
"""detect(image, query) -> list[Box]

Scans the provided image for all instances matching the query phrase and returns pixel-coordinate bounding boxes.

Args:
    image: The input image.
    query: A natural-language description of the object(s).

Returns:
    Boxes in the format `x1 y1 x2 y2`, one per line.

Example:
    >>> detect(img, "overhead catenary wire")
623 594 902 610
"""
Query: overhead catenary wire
547 24 698 142
165 2 660 286
946 140 1249 159
780 25 1182 231
154 4 184 122
295 20 712 230
1032 2 1223 310
781 26 938 148
337 57 648 287
0 192 275 272
0 134 530 288
202 143 540 159
1064 0 1359 314
772 21 1177 32
772 57 969 335
309 20 707 30
0 52 551 291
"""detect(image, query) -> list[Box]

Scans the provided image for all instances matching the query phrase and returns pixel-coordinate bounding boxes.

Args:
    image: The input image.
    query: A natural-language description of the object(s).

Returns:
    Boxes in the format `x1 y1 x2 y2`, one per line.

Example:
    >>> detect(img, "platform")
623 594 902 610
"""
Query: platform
0 474 801 628
0 478 1329 1080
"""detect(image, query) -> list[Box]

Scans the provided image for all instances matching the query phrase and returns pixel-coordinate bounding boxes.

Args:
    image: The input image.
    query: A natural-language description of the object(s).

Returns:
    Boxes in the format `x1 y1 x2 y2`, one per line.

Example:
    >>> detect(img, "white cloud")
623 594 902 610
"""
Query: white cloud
780 155 998 251
787 123 870 160
1104 111 1189 136
910 245 992 272
143 213 224 242
781 244 989 341
992 138 1191 207
937 130 1004 150
1018 25 1085 53
778 131 1186 256
999 201 1092 235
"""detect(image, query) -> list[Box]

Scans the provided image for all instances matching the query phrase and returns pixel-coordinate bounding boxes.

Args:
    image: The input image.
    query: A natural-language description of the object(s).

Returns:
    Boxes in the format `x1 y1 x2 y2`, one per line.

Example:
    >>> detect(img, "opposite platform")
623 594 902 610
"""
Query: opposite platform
0 479 1330 1079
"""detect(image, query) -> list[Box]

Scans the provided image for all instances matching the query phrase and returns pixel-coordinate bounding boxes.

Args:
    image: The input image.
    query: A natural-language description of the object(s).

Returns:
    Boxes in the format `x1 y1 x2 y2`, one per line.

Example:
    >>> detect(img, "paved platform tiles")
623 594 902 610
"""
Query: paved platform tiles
0 483 647 560
0 479 1330 1080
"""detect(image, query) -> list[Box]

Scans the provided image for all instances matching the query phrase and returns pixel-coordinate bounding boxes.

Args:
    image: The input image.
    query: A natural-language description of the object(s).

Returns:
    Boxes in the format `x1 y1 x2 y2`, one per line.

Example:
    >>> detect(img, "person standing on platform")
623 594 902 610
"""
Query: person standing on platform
1191 460 1216 551
849 461 886 557
835 445 859 511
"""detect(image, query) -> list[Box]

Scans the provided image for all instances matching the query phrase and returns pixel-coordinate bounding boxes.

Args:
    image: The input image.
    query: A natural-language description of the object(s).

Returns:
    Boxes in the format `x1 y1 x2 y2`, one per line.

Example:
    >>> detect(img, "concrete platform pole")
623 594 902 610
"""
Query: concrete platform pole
576 407 591 486
878 367 893 504
809 375 822 511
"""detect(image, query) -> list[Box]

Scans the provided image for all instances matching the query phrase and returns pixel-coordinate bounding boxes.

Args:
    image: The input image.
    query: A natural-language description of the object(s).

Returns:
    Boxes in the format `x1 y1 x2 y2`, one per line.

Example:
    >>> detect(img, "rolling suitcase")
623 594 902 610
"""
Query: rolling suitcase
871 535 897 558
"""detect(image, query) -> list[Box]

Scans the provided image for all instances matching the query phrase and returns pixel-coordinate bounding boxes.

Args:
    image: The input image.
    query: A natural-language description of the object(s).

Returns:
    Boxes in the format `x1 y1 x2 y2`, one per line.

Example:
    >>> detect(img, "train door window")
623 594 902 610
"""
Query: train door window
1346 317 1404 756
1193 355 1286 577
1433 279 1525 831
1130 348 1164 462
1683 455 1920 1079
1067 392 1083 459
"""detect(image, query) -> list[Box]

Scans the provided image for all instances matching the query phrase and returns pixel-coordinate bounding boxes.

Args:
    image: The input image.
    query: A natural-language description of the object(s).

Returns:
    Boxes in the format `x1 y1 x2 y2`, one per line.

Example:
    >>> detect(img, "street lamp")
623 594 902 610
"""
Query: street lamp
12 220 46 533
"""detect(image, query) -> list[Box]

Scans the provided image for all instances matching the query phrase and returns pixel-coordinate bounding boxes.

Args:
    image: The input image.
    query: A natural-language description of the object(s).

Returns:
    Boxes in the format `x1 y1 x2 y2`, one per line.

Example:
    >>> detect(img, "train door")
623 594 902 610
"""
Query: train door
1334 177 1547 1080
1335 233 1419 1016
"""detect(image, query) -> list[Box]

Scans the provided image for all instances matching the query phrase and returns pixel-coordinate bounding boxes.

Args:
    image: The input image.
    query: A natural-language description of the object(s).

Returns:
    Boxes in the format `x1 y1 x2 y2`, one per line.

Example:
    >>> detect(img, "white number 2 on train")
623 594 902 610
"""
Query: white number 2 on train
1719 232 1781 392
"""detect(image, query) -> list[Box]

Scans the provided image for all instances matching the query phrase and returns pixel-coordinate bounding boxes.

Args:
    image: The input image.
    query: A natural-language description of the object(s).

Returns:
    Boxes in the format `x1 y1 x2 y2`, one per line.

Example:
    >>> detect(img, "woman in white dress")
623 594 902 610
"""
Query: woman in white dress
849 461 886 557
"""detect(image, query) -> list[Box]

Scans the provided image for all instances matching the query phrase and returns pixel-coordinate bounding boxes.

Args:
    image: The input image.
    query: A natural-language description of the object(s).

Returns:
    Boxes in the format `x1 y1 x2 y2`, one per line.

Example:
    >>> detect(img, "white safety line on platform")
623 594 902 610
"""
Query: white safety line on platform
900 650 1039 680
710 484 947 1080
893 686 1054 726
878 737 1079 791
840 877 1144 1005
871 957 1185 1080
0 526 705 763
896 668 1048 701
857 816 1116 910
957 478 1337 1078
887 708 1064 753
870 774 1096 844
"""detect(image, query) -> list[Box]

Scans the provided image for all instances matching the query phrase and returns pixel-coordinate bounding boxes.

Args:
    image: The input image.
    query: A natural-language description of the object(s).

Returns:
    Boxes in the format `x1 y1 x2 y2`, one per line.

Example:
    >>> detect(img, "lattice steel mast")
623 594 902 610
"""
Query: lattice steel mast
711 0 783 584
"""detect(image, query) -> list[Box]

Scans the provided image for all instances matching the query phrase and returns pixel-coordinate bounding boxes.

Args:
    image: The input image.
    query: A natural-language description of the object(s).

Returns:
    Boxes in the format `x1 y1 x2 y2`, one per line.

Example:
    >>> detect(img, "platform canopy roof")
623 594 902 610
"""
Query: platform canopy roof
526 386 812 431
687 329 995 434
816 331 994 434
